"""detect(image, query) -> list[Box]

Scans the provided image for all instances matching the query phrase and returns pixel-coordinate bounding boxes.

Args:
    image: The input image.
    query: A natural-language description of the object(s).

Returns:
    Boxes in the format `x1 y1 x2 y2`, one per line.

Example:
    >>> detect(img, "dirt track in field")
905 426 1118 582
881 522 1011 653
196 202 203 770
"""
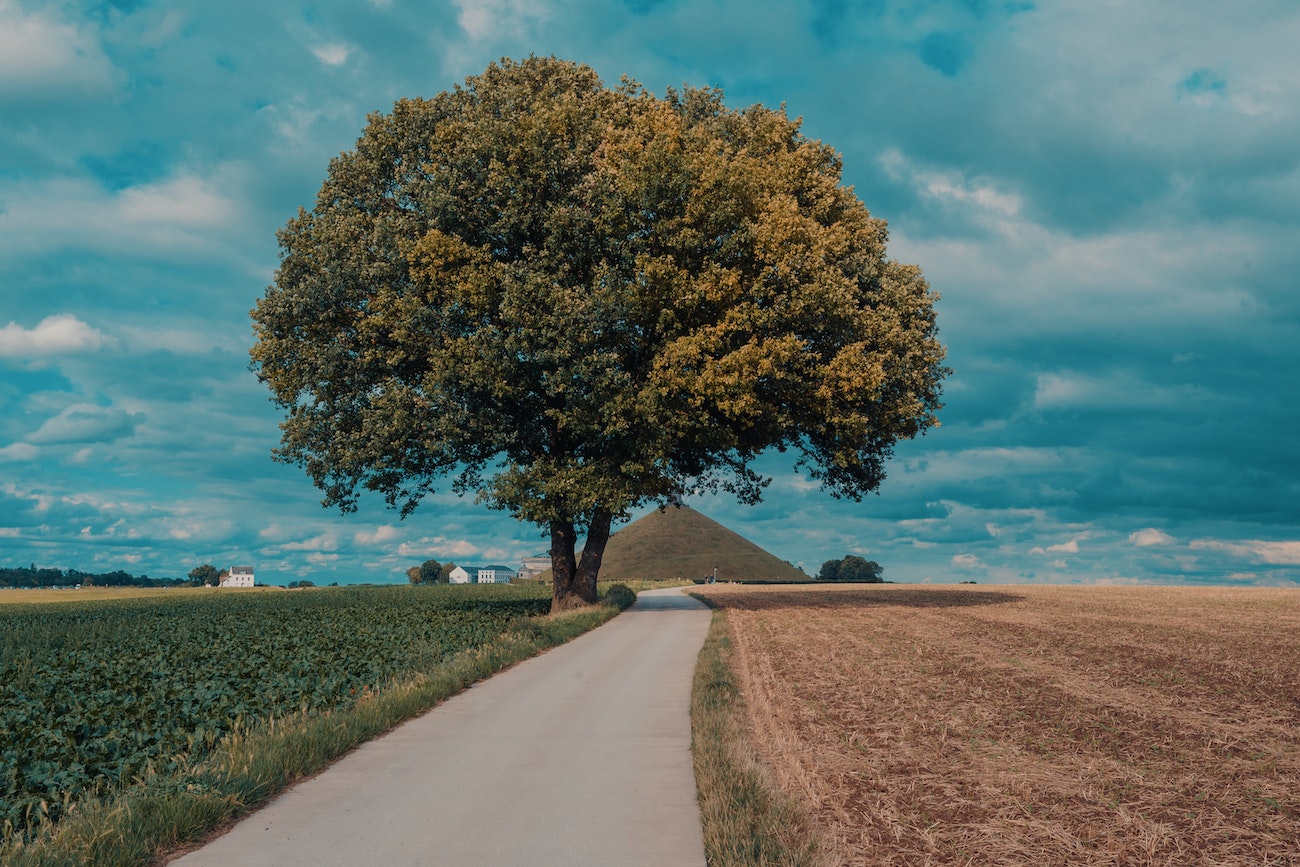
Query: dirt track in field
694 583 1300 866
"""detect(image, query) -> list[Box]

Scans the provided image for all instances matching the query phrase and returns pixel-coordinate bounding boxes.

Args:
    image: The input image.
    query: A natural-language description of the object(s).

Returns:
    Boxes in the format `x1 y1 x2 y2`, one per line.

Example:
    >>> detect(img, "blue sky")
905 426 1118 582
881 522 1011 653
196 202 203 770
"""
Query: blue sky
2 0 1297 586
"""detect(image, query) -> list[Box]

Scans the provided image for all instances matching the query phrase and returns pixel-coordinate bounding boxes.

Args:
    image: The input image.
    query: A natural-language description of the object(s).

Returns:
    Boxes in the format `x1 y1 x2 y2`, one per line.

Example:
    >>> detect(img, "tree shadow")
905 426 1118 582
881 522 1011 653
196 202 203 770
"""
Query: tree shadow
691 585 1024 611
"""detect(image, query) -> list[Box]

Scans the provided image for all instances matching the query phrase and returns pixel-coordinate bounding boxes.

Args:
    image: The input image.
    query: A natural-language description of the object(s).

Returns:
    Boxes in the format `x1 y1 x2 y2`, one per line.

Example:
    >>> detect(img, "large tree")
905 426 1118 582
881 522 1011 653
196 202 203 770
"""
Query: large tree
252 57 947 612
818 555 883 582
406 558 445 585
187 564 221 587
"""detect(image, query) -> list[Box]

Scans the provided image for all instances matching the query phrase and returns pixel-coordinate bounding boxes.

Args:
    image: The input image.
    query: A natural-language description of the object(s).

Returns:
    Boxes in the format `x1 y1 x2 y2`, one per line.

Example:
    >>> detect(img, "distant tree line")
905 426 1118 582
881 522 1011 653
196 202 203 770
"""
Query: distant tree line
0 565 184 589
407 559 457 585
818 555 884 583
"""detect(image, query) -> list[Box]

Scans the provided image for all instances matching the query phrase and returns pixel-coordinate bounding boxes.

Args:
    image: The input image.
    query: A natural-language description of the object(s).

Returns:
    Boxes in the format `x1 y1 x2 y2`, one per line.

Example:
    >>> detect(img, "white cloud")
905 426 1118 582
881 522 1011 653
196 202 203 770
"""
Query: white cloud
259 97 360 156
890 450 1079 502
441 539 481 558
453 0 549 41
0 0 122 100
0 170 245 259
1030 539 1080 555
1032 371 1209 413
396 536 480 559
0 315 108 358
312 43 351 66
27 404 144 445
879 148 1023 227
951 553 983 569
1 483 53 511
1130 528 1175 547
1029 369 1201 413
354 525 400 545
58 491 146 516
165 520 203 541
0 443 39 462
1190 539 1300 566
891 217 1277 356
116 174 239 229
280 532 340 552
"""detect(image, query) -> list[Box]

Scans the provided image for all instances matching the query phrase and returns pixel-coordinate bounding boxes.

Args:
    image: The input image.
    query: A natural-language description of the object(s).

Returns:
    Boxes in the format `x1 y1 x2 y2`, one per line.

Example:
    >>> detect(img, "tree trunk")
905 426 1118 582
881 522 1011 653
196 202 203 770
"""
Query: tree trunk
549 507 613 613
550 519 580 612
573 506 612 603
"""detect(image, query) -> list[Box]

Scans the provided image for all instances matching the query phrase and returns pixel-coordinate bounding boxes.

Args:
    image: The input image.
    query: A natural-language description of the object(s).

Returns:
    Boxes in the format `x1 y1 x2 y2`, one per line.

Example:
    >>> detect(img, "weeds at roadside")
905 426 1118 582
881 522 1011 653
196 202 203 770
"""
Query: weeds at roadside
691 607 821 867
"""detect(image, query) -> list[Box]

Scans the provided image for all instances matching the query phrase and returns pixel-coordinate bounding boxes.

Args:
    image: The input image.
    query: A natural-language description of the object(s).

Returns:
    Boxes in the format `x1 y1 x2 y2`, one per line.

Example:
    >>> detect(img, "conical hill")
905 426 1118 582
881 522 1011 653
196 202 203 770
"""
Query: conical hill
593 505 811 583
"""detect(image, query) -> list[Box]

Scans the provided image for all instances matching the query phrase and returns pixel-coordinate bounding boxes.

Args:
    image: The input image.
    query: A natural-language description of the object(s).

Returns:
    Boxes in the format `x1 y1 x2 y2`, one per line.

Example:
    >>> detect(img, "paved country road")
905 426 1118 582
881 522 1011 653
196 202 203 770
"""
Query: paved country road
170 587 711 867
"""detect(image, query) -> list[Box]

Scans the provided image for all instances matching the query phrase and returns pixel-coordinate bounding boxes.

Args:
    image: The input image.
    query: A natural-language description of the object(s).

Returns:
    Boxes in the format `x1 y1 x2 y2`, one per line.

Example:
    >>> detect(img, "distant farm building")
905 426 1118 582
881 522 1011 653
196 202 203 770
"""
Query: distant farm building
516 556 551 582
220 565 255 588
448 565 516 585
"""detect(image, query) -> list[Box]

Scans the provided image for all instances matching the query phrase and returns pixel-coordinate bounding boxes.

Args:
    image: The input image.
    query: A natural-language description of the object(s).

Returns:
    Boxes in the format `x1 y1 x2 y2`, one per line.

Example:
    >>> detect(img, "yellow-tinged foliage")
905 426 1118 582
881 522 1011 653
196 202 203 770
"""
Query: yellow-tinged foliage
251 57 947 609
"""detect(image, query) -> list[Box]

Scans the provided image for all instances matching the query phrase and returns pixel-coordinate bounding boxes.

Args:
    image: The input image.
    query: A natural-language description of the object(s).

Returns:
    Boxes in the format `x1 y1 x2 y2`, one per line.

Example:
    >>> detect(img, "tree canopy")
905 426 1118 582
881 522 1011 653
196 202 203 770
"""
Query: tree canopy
251 57 947 611
406 558 446 585
818 555 884 583
188 564 221 587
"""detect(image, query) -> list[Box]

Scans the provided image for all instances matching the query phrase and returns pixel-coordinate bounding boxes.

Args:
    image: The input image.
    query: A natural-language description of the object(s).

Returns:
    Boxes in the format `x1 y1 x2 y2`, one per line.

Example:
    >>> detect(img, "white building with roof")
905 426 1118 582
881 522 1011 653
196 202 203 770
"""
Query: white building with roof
221 565 255 588
447 565 516 584
476 566 515 584
517 556 551 582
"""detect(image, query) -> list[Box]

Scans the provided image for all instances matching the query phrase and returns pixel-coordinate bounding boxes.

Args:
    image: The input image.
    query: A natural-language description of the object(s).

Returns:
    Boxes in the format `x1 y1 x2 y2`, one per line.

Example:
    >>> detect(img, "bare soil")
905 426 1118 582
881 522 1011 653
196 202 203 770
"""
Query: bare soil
693 583 1300 866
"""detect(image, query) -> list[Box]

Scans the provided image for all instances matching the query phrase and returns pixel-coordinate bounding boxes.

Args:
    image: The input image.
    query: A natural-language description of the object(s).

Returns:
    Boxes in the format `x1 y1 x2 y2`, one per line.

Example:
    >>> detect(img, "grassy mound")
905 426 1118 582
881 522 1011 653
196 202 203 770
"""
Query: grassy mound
537 506 810 584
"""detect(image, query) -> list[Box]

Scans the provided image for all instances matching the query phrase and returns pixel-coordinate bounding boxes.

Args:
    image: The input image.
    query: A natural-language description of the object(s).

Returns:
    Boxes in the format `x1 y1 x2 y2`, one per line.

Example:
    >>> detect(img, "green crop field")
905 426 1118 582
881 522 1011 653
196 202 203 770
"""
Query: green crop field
0 584 552 845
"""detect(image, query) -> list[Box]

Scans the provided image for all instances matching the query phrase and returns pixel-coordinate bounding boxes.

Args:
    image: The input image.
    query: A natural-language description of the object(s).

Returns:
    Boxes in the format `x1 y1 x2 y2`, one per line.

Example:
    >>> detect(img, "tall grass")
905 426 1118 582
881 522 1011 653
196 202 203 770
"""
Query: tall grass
1 585 634 867
691 607 821 867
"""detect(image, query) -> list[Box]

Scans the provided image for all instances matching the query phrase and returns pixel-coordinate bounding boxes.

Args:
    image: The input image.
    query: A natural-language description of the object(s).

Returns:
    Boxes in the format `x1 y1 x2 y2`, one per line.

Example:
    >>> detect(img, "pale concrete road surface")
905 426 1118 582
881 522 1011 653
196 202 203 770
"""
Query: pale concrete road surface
170 587 711 866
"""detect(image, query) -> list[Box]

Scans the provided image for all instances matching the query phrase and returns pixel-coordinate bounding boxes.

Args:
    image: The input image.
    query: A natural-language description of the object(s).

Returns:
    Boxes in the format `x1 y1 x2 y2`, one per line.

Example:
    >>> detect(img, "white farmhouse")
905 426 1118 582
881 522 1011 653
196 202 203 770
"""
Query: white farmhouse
447 565 516 584
221 565 255 588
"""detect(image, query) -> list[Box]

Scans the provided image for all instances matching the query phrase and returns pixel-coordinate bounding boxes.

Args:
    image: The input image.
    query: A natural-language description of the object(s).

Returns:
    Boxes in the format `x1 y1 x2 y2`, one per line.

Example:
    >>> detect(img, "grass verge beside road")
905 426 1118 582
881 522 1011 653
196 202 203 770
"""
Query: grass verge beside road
691 606 820 867
2 584 635 867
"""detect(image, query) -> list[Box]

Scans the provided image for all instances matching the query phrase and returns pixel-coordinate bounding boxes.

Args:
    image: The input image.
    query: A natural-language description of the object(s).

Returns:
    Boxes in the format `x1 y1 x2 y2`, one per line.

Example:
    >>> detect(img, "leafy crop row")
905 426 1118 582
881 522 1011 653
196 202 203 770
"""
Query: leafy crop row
0 584 551 843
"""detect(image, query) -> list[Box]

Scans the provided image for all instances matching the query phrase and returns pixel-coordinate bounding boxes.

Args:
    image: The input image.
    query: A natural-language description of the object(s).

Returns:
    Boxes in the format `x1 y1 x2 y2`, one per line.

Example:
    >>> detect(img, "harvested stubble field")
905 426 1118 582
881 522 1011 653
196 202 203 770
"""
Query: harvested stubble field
693 583 1300 866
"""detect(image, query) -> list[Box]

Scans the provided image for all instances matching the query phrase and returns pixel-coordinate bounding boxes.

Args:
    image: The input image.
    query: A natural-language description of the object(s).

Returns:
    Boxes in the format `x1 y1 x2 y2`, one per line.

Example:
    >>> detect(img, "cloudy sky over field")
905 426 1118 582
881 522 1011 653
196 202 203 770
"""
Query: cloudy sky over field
2 0 1297 586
